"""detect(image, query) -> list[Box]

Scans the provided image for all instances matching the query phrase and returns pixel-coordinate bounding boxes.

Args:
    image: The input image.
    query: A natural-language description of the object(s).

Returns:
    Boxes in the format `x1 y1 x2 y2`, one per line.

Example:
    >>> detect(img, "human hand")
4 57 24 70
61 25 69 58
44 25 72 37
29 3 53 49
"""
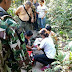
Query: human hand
41 17 44 19
31 18 34 23
37 12 39 14
31 45 34 48
35 45 38 48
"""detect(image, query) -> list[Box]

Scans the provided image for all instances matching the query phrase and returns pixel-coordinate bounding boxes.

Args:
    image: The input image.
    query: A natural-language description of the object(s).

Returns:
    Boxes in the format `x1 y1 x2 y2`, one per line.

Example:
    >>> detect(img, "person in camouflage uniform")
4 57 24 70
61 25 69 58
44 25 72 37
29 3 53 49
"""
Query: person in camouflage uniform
0 0 32 72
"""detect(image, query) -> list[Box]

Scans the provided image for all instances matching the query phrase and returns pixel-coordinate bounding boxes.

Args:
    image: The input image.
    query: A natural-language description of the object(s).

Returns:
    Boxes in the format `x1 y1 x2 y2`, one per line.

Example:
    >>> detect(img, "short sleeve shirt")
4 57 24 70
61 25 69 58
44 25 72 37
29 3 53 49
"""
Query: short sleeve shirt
37 5 48 18
39 37 56 59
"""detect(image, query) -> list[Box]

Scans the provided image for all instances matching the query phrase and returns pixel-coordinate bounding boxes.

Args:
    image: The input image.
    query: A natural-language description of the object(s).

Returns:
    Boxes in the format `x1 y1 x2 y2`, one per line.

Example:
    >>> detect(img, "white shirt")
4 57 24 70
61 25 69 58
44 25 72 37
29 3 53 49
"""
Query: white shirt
39 37 56 59
37 5 48 18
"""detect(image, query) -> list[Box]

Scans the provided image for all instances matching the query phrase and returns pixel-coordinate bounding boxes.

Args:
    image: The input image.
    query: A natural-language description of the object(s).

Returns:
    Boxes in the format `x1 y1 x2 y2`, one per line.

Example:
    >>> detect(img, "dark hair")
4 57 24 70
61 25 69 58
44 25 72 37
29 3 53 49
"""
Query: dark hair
40 30 49 37
26 1 31 7
46 26 51 31
40 0 44 3
0 0 2 3
25 30 33 36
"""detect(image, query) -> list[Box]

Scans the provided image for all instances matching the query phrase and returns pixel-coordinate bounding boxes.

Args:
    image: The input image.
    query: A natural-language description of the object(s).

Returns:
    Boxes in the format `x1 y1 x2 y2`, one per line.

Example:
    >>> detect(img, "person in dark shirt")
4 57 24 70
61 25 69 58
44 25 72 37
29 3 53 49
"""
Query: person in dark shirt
24 30 33 50
33 0 39 30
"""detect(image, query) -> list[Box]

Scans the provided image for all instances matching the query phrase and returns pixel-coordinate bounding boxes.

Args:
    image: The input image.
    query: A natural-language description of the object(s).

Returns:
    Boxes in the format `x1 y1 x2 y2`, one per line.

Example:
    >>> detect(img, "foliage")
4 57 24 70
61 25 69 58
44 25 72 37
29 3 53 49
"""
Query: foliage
55 51 66 62
7 0 24 17
69 52 72 61
46 0 72 38
45 51 72 72
64 41 72 52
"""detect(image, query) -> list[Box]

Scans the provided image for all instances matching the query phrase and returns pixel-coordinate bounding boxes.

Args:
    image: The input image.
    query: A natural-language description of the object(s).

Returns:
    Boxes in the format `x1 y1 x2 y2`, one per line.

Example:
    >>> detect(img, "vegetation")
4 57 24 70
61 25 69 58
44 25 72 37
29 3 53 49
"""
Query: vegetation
8 0 72 72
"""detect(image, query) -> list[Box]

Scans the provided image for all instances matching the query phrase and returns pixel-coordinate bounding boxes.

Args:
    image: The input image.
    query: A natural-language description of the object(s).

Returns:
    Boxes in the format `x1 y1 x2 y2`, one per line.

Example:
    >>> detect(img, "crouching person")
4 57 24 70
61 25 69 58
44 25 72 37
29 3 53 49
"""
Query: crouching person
24 30 33 50
34 30 56 71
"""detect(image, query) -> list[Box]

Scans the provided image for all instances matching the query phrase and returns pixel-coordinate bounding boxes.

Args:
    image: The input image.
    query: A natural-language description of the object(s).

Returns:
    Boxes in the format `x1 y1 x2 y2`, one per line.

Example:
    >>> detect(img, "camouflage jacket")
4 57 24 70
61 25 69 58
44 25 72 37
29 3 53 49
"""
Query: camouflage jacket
0 15 32 72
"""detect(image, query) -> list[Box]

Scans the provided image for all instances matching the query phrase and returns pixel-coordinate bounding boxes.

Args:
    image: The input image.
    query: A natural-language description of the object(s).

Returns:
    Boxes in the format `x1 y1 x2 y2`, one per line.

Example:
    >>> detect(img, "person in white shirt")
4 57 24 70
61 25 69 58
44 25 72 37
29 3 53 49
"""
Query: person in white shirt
34 30 56 71
37 0 48 29
39 25 58 44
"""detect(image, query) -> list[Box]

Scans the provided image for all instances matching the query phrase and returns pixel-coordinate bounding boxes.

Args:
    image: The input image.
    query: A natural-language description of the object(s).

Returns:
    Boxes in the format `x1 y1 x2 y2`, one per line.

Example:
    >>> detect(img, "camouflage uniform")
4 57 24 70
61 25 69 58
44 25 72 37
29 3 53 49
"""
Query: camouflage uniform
0 10 32 72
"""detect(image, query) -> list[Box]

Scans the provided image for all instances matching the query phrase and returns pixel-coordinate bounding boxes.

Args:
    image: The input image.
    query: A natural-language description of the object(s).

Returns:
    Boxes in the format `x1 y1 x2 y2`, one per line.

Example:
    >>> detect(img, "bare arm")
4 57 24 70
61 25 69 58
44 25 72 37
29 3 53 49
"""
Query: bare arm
37 45 41 50
34 45 41 50
51 31 58 42
34 12 36 21
15 6 22 16
30 8 34 22
26 45 32 50
39 28 47 33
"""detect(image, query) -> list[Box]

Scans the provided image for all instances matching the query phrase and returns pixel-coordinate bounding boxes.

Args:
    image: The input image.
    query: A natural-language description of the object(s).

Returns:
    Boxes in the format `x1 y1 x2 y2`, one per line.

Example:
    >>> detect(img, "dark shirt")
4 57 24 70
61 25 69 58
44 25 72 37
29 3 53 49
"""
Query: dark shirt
25 38 28 45
33 3 39 19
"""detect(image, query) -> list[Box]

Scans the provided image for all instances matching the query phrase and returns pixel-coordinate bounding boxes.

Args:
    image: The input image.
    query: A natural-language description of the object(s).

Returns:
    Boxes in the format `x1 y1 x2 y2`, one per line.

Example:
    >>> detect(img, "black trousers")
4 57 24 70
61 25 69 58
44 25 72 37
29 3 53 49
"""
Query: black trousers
34 54 55 66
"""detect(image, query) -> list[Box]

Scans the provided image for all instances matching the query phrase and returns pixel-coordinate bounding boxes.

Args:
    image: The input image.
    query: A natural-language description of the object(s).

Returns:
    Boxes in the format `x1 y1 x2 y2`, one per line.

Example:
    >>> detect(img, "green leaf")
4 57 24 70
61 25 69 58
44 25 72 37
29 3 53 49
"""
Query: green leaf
44 68 53 72
64 45 69 50
55 51 66 62
63 61 71 65
51 61 61 65
69 52 72 60
20 32 25 42
54 65 62 71
70 46 72 52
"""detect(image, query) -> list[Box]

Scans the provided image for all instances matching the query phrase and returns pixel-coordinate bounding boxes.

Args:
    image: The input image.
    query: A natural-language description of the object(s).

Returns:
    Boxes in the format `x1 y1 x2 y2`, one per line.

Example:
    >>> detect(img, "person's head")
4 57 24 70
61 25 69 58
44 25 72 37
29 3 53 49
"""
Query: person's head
25 1 31 9
25 30 33 40
30 0 33 2
40 30 49 38
39 0 44 6
46 26 51 31
34 0 37 3
0 0 11 11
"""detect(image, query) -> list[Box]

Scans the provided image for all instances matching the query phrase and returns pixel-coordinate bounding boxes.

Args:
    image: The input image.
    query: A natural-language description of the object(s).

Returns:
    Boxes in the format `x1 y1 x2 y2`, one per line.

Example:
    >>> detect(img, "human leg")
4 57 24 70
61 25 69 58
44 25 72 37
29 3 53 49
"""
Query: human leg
38 18 41 29
34 54 55 66
41 18 46 28
21 22 33 31
33 21 38 30
34 54 49 66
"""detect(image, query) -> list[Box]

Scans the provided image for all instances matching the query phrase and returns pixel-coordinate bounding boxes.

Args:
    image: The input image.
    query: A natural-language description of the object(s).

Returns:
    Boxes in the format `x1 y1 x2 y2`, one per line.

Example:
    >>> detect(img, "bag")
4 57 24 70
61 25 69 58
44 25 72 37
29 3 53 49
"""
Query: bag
28 15 31 23
23 5 32 23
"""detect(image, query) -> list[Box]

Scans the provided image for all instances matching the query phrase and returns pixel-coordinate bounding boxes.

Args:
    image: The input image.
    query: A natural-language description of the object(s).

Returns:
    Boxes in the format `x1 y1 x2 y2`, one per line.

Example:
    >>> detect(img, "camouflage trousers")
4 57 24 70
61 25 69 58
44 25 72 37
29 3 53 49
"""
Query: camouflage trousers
19 18 33 31
0 54 32 72
0 43 32 72
0 64 21 72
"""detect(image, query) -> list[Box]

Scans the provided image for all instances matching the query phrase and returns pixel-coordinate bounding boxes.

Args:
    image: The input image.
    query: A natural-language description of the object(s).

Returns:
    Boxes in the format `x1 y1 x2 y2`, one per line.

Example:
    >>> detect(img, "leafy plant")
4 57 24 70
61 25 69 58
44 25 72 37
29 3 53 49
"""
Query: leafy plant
55 51 66 62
